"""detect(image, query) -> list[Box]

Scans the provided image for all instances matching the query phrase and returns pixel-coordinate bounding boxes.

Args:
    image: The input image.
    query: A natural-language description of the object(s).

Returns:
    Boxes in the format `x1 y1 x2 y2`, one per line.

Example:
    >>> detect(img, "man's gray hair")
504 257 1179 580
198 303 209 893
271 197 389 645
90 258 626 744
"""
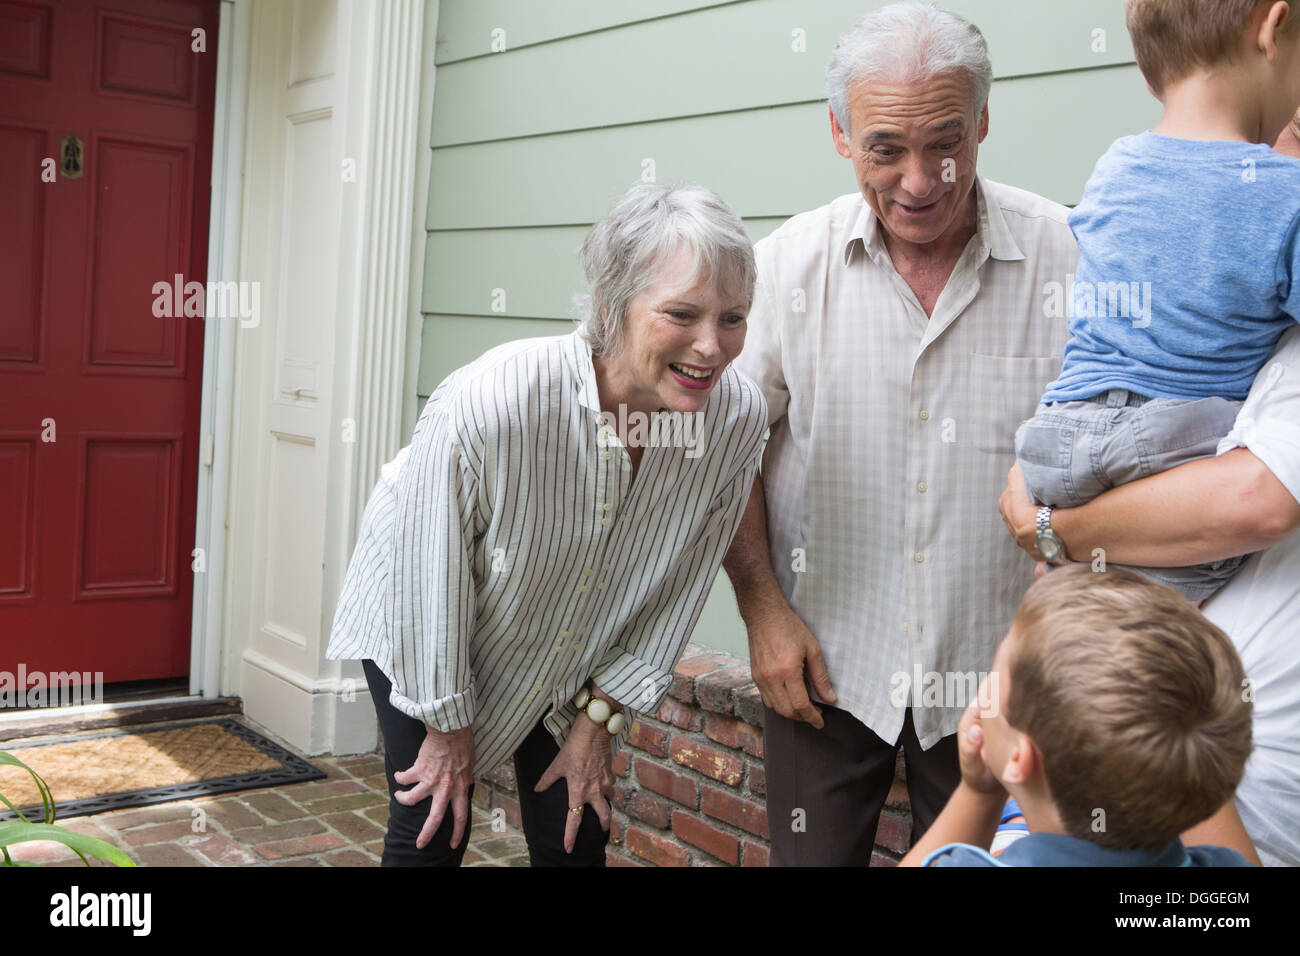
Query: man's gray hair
577 183 755 359
826 1 993 135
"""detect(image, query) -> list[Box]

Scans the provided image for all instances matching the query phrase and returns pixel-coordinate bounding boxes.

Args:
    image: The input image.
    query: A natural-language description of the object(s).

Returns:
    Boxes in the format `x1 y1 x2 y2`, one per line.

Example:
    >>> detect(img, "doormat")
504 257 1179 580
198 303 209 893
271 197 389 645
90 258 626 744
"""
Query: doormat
0 719 325 821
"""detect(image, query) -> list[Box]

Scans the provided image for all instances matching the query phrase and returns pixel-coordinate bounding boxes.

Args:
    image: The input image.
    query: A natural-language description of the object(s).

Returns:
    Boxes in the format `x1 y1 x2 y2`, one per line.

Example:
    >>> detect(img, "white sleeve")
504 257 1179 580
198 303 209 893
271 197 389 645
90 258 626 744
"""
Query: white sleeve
732 237 789 429
386 408 479 730
1218 326 1300 504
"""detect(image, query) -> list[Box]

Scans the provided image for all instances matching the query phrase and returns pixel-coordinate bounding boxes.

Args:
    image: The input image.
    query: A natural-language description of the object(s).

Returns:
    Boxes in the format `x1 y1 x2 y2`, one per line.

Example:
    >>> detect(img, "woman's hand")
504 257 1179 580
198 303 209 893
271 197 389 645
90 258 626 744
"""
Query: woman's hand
998 461 1044 561
393 725 475 850
535 714 617 853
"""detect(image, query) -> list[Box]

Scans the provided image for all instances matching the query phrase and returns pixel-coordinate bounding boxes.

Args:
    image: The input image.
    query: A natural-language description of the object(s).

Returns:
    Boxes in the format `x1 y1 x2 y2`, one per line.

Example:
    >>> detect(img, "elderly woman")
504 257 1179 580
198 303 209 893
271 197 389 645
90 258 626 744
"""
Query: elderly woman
326 183 767 866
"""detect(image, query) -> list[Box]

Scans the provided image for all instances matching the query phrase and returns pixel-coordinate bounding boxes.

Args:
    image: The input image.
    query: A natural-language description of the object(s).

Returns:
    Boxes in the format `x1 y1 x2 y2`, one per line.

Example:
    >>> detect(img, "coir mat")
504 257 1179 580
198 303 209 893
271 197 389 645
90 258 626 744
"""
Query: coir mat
0 719 325 821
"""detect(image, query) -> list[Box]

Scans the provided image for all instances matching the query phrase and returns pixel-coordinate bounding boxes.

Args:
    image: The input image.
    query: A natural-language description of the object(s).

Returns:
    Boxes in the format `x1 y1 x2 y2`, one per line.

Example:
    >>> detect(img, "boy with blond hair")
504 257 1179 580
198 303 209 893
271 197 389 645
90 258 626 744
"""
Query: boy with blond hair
901 565 1253 866
1015 0 1300 602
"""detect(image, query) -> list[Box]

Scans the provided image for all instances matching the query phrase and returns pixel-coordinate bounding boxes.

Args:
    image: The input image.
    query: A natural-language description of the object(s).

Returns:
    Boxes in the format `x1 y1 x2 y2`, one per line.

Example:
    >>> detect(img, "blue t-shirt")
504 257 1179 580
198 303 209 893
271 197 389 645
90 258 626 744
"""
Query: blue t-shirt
924 832 1253 867
1043 132 1300 402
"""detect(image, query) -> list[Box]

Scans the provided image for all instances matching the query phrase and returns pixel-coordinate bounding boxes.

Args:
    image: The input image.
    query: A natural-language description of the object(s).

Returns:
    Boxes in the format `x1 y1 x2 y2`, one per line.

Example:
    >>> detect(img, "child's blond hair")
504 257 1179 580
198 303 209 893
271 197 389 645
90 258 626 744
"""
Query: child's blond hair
1125 0 1283 95
1006 564 1252 851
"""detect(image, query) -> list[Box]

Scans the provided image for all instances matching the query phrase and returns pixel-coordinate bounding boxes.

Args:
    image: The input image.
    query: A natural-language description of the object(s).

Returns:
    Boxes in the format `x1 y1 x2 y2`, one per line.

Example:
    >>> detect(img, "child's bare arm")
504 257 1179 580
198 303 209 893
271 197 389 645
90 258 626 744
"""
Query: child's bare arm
899 781 1007 866
900 700 1007 866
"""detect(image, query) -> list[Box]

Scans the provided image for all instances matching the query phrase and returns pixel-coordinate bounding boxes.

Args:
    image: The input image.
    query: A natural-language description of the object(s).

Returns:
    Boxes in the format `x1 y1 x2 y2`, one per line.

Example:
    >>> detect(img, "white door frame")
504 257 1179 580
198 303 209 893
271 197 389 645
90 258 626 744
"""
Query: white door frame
189 0 251 701
191 0 437 756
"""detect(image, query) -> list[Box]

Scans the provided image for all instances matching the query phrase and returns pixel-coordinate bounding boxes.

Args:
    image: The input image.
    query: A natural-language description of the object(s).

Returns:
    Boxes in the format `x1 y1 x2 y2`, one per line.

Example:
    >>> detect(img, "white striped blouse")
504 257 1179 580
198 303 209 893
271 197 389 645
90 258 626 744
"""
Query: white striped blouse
326 330 767 777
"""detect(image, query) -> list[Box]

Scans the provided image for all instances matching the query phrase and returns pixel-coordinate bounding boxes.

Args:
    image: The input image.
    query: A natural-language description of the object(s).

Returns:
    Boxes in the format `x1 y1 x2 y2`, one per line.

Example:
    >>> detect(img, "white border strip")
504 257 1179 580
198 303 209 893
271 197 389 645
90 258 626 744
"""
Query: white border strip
190 0 251 698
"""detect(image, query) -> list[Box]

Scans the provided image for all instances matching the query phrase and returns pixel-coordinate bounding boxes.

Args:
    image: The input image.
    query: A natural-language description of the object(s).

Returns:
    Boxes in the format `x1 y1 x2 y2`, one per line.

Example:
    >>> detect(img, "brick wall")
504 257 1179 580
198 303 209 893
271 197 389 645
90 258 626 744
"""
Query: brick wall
472 643 913 866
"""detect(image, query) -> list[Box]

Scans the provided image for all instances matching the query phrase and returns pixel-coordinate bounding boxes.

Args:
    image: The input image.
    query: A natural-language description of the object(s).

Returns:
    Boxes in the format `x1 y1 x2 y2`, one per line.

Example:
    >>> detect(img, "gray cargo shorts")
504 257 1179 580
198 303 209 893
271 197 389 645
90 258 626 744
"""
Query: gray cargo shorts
1013 388 1247 603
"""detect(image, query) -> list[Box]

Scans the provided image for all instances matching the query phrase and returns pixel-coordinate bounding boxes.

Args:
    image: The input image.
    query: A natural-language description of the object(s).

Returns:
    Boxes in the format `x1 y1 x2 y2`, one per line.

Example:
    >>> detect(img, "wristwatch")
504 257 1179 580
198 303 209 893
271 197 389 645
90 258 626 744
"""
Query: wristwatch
572 685 628 735
1035 505 1068 564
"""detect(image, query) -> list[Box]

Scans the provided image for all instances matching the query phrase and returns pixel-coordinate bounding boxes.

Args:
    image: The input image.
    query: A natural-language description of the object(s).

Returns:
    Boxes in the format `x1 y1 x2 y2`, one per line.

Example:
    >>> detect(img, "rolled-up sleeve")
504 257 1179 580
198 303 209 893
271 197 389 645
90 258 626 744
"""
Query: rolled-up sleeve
591 433 764 715
385 408 480 731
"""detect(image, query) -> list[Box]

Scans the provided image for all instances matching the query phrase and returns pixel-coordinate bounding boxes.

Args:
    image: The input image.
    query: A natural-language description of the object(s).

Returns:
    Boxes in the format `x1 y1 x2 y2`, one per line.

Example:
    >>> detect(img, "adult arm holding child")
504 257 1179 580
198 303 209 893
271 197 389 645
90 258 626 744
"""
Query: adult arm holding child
1001 102 1300 570
1000 326 1300 867
999 451 1300 568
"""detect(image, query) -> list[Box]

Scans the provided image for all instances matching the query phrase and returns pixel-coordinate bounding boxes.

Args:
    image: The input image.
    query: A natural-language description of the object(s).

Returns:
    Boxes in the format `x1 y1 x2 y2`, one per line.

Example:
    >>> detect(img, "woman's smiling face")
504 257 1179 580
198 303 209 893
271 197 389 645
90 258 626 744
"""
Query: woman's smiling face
598 243 749 417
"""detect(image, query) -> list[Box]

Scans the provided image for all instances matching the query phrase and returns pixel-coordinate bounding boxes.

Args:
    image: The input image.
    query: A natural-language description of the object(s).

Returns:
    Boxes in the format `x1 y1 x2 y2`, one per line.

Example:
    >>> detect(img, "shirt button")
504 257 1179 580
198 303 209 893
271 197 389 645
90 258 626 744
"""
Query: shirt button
583 568 594 576
533 682 543 691
597 581 606 589
602 503 612 511
561 630 571 638
602 563 611 572
902 621 908 633
916 481 928 494
601 451 611 461
914 552 925 564
919 409 930 421
599 518 610 527
578 584 588 593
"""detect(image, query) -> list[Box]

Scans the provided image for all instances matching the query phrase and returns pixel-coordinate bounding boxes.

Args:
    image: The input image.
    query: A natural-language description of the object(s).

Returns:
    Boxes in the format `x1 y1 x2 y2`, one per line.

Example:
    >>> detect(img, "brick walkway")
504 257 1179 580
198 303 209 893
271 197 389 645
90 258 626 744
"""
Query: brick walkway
5 718 530 867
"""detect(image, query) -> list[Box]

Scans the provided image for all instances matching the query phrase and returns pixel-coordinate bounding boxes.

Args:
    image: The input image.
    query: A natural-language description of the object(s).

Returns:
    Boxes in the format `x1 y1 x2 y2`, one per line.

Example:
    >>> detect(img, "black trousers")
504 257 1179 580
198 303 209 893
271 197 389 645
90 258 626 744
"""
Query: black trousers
362 659 609 866
763 704 961 866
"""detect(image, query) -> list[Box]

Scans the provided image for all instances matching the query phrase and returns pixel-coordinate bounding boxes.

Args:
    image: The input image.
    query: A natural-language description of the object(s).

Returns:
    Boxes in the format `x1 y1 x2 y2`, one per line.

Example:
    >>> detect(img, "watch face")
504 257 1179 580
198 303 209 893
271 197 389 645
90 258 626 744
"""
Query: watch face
1038 534 1061 561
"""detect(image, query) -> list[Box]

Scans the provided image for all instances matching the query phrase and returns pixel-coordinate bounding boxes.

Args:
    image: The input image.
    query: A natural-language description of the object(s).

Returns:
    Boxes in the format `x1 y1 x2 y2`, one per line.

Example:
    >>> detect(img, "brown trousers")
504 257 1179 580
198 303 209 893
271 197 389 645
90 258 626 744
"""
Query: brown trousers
763 704 960 866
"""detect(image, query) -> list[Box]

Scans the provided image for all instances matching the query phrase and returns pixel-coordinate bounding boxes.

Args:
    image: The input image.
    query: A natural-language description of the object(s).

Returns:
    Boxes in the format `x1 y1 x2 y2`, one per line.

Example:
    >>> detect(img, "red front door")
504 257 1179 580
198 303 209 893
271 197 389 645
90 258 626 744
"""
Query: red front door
0 0 219 685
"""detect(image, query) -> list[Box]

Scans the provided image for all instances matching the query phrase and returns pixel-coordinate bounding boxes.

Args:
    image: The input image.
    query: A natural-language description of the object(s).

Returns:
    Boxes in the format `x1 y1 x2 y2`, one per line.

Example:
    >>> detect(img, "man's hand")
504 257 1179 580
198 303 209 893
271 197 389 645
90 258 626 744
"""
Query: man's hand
998 461 1043 561
535 715 617 853
748 604 837 728
957 694 1005 798
393 725 475 850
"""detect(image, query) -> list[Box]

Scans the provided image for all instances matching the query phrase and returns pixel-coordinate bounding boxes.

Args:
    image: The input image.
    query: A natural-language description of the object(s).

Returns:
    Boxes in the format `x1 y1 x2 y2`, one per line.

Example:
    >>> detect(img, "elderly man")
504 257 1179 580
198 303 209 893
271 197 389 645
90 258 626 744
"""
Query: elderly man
724 1 1076 866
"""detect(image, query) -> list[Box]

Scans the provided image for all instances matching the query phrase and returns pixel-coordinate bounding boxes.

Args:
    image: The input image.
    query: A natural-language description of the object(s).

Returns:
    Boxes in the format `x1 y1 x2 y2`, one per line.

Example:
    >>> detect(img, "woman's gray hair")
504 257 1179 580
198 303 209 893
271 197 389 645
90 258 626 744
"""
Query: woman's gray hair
826 1 993 135
576 183 755 359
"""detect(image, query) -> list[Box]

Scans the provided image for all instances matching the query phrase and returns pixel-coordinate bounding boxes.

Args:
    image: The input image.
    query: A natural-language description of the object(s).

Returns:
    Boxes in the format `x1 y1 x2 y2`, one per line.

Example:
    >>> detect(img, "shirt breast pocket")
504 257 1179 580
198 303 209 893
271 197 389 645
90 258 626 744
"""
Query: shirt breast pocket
972 354 1062 456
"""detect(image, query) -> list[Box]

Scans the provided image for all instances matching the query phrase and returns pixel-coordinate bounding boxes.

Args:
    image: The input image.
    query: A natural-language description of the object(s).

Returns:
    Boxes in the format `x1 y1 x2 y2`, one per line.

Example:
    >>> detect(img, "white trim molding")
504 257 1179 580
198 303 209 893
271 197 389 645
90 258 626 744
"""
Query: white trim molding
313 0 438 755
191 0 252 700
199 0 438 755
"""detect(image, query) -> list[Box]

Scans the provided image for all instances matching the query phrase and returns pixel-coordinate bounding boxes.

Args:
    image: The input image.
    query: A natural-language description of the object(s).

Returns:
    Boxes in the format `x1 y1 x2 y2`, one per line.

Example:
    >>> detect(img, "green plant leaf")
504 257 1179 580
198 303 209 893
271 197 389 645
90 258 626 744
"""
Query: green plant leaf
0 821 135 867
0 751 55 824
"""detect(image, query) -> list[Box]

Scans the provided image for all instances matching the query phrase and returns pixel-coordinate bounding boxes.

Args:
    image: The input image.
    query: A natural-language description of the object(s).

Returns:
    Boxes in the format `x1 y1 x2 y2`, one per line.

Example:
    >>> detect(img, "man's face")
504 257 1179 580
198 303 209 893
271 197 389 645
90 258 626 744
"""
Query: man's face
831 70 988 248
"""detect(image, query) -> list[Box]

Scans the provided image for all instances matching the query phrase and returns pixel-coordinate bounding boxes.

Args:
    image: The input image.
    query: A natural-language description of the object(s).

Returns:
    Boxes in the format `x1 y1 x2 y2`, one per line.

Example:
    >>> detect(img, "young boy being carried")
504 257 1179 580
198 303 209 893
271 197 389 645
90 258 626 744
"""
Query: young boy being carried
901 564 1254 867
1017 0 1300 602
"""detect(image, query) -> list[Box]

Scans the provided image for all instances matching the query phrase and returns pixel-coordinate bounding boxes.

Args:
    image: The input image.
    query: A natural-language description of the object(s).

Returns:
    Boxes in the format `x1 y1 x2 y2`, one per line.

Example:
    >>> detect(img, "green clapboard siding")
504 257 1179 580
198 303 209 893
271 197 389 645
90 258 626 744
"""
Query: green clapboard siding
427 66 1157 232
418 0 1158 658
434 0 740 64
420 219 788 321
431 0 1134 146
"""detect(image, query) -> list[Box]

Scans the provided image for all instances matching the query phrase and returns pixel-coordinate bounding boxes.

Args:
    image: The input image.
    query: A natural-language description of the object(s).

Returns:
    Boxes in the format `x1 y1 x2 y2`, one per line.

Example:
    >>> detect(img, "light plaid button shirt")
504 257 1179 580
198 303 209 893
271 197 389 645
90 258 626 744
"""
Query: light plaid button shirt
735 176 1076 748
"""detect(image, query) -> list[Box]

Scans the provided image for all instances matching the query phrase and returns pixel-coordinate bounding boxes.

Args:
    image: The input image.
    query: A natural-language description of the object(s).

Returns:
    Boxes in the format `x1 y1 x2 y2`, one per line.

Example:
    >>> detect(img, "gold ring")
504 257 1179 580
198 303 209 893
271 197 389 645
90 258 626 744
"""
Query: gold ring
569 806 582 815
